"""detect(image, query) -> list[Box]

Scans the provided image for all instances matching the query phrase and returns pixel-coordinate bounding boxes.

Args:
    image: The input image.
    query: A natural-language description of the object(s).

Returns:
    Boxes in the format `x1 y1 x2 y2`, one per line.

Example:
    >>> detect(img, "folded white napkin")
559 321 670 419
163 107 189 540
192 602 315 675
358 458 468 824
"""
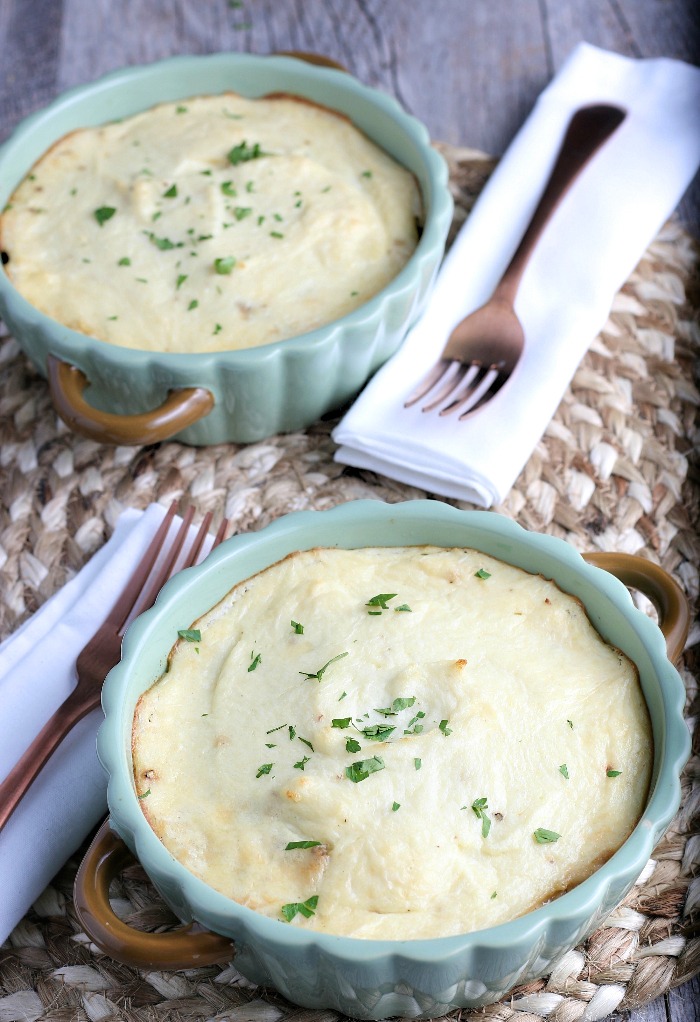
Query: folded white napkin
0 502 189 945
333 43 700 506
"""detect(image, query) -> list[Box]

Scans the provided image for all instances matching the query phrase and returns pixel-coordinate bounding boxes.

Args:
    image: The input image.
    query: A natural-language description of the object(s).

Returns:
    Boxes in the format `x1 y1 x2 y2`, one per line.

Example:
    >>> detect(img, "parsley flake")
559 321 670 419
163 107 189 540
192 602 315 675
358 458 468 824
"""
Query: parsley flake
280 895 318 922
178 628 201 642
163 184 178 198
534 828 561 844
285 840 322 850
299 651 348 682
291 620 304 634
607 769 622 777
94 206 116 226
559 764 569 779
188 299 199 311
366 593 397 612
176 273 188 290
394 604 412 612
266 723 286 735
228 140 266 165
346 737 362 753
471 797 492 838
358 723 396 742
117 256 131 266
234 206 252 220
475 568 492 580
248 650 261 672
375 697 416 717
137 788 151 799
392 802 401 812
221 181 237 196
294 755 311 771
414 758 422 770
332 718 352 729
214 256 237 275
439 719 452 737
256 763 274 778
345 756 385 783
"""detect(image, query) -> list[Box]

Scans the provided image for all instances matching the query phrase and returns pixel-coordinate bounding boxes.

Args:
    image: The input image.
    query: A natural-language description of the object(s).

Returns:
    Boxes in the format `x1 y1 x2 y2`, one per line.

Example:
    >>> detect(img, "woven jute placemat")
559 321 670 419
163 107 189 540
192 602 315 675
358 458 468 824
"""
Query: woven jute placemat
0 145 698 1022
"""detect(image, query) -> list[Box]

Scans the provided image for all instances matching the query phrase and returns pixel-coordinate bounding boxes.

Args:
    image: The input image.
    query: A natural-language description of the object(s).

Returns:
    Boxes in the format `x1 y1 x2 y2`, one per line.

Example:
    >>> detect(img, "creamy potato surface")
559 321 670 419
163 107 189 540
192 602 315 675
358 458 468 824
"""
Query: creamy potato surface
132 546 652 939
1 94 421 352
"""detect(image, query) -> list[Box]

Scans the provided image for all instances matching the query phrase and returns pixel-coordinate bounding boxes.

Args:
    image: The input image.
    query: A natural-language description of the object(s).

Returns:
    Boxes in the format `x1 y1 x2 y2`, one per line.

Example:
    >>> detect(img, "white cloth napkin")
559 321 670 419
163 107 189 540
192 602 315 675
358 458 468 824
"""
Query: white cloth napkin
333 43 700 506
0 503 179 944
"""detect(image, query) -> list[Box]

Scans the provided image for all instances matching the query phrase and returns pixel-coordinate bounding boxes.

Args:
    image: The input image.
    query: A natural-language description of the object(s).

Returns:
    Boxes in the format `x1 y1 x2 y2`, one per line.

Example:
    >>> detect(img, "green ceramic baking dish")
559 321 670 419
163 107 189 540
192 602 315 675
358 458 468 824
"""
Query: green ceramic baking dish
0 54 452 446
75 500 690 1018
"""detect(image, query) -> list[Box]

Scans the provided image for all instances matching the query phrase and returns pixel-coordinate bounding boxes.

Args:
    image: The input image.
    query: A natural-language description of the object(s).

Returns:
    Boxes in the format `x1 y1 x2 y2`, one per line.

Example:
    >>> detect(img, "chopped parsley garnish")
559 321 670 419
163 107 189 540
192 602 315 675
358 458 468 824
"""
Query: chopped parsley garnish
234 206 253 220
439 719 452 737
285 840 322 850
288 726 296 740
345 756 385 783
361 170 373 178
366 593 397 612
567 719 574 729
404 710 426 734
414 758 422 770
248 650 261 672
94 206 116 226
331 718 352 729
294 756 311 771
491 891 498 899
214 256 236 275
607 769 622 777
228 140 266 165
163 184 178 198
559 764 569 779
338 691 347 701
471 797 491 838
176 273 188 290
346 737 362 753
117 256 131 266
146 232 181 251
534 828 561 843
221 181 237 196
188 299 199 311
280 895 318 922
137 788 151 799
291 620 304 634
394 604 412 612
392 802 401 812
297 736 314 752
266 723 286 735
269 231 284 239
299 651 348 682
375 697 416 717
213 323 223 335
178 628 201 642
358 723 396 742
256 763 274 778
475 568 492 579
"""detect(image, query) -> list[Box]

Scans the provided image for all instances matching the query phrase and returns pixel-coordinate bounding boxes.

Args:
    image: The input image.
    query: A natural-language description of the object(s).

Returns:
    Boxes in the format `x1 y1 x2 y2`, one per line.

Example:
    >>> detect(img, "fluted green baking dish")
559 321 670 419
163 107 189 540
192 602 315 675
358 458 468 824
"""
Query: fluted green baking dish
76 500 690 1018
0 54 452 445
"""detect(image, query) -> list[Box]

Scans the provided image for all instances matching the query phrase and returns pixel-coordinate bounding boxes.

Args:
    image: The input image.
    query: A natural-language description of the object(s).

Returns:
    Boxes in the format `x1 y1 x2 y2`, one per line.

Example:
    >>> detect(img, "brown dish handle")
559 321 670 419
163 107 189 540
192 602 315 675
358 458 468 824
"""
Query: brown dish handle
582 552 690 664
46 353 214 445
74 818 234 968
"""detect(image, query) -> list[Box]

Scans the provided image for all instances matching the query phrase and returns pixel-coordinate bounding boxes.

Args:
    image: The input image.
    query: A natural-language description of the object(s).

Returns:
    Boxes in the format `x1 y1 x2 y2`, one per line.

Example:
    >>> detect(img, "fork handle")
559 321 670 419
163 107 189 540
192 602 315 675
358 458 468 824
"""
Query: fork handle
494 103 626 305
0 687 99 832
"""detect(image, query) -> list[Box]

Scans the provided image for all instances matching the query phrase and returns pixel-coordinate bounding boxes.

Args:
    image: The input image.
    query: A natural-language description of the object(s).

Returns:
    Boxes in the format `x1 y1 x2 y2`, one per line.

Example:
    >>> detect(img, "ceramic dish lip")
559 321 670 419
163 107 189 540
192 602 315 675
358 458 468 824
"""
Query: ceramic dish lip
0 51 453 369
98 499 689 964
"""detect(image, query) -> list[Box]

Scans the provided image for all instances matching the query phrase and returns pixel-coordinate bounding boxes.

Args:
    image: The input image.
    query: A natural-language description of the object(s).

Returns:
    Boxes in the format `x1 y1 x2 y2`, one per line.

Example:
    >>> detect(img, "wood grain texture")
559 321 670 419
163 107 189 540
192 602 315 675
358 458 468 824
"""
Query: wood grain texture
0 4 698 1021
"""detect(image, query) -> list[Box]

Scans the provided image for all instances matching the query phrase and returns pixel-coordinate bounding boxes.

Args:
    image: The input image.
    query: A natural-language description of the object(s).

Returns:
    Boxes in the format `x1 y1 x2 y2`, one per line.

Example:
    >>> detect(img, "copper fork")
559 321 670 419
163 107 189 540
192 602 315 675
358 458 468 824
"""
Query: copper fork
0 502 229 832
405 103 626 418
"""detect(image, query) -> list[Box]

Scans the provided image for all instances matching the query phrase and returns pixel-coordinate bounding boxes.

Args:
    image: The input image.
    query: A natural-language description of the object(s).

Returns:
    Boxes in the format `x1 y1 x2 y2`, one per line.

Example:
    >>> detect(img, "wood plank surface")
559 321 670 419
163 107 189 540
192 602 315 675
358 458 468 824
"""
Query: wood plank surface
0 3 698 1021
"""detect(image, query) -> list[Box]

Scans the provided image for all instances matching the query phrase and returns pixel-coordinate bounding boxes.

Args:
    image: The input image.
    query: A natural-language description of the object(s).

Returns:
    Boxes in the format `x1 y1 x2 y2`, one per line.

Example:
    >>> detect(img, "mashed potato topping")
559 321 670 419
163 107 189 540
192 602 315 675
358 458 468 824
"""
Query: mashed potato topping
131 546 652 939
1 94 421 353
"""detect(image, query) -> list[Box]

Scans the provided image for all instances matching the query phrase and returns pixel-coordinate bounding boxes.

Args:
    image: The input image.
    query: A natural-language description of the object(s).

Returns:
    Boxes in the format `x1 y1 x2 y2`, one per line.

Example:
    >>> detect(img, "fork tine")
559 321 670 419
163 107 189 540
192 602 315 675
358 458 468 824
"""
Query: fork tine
102 500 178 632
404 359 454 408
458 371 510 419
422 363 479 413
128 504 195 623
440 367 501 417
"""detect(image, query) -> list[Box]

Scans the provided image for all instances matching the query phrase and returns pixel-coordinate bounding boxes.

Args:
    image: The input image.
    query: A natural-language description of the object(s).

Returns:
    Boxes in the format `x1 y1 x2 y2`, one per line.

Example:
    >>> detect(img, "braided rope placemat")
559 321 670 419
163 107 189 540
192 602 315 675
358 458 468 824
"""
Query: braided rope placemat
0 145 698 1022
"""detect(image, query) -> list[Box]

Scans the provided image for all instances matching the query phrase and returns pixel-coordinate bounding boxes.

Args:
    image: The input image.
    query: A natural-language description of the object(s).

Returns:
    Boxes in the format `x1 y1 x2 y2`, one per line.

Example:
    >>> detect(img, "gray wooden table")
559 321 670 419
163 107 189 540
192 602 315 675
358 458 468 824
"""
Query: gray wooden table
0 2 698 1020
